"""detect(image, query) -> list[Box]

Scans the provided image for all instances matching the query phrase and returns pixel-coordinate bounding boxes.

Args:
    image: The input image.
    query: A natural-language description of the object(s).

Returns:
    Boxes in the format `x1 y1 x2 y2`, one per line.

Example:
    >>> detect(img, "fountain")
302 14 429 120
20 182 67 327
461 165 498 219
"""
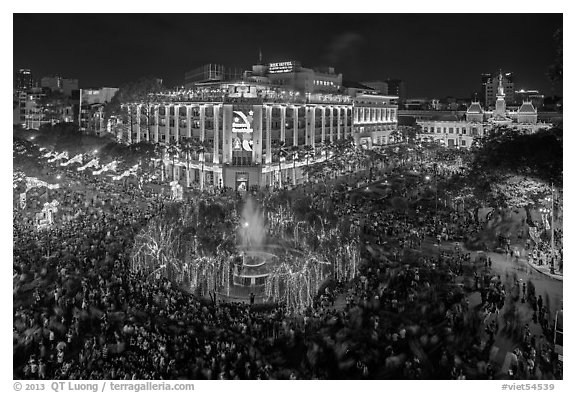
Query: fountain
229 198 278 299
131 197 353 312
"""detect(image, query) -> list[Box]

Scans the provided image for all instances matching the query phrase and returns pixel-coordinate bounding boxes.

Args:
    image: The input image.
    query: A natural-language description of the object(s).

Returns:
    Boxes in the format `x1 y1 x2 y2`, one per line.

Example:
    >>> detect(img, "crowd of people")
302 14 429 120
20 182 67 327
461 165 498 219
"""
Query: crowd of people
13 140 562 380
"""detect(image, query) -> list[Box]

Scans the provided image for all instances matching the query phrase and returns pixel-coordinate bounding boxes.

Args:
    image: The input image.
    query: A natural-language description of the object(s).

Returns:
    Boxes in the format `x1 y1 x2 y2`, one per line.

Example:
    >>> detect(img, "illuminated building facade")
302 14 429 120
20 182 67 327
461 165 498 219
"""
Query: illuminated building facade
351 92 398 148
122 83 358 189
120 60 398 189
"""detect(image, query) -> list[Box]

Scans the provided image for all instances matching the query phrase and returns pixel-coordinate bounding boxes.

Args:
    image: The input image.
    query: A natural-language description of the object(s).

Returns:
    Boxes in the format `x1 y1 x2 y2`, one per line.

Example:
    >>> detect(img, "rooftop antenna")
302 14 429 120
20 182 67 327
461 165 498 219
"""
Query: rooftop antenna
258 47 263 65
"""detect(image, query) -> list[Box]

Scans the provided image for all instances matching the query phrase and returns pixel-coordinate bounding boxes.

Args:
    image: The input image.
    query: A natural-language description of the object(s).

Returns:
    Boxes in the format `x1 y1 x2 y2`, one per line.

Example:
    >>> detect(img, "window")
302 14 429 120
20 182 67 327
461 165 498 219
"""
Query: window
461 140 466 146
461 127 466 134
449 128 454 134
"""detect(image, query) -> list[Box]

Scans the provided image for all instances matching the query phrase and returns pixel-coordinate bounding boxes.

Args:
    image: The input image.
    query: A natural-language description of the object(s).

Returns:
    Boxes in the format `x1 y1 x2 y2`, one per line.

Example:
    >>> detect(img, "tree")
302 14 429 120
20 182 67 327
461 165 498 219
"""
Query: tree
290 145 301 186
548 27 562 85
180 137 195 188
194 139 212 190
273 140 289 188
104 77 165 141
152 142 167 182
165 141 180 181
470 127 562 186
302 145 315 182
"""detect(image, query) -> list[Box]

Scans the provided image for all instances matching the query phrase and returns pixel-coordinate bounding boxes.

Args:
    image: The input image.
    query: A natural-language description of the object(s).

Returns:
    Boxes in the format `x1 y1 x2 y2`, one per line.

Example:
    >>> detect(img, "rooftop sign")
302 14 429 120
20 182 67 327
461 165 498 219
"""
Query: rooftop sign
268 61 299 74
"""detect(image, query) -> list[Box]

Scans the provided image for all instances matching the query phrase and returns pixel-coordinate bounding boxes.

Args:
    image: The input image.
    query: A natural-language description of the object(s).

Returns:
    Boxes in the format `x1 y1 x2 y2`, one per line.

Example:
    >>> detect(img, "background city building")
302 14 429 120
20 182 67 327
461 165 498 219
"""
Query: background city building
482 71 514 107
40 76 79 97
15 68 34 91
386 79 406 106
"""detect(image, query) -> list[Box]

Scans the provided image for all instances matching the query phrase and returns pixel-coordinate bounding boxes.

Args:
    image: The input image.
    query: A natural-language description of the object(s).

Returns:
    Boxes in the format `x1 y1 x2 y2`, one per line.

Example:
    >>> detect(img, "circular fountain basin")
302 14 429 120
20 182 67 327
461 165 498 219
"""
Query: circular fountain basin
233 248 279 286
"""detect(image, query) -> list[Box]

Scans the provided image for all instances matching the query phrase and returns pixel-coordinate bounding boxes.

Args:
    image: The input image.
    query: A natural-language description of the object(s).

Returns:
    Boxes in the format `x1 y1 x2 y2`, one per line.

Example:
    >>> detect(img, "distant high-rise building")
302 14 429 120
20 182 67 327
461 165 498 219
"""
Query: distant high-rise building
184 64 243 87
41 76 79 97
514 89 544 108
81 87 119 105
481 71 514 107
386 79 406 104
361 81 388 95
15 69 34 91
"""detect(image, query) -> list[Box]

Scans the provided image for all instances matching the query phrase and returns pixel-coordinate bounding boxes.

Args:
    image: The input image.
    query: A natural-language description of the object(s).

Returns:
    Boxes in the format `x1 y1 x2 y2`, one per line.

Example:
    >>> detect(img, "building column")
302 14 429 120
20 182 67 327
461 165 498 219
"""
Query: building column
336 107 342 140
200 106 206 142
293 106 298 146
280 106 286 143
153 105 159 143
321 107 326 143
329 107 334 143
164 106 171 145
186 105 192 138
266 106 272 164
135 105 141 143
213 105 220 164
126 105 132 144
199 106 206 190
173 105 180 144
253 105 263 165
309 106 315 148
344 108 349 138
222 105 232 164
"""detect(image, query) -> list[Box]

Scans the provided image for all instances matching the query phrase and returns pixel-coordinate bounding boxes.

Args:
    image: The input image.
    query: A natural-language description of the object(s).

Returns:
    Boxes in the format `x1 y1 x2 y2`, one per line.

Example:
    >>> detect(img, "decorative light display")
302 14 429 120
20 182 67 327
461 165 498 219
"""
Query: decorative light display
131 198 361 315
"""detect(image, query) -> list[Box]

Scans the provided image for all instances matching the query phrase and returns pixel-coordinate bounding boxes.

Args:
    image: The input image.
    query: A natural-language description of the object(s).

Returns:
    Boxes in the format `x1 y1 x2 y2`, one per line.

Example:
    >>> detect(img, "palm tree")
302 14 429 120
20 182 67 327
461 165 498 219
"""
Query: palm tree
166 141 180 182
302 145 315 182
273 141 289 188
188 139 212 191
289 145 300 186
195 139 211 191
180 137 194 188
152 142 166 182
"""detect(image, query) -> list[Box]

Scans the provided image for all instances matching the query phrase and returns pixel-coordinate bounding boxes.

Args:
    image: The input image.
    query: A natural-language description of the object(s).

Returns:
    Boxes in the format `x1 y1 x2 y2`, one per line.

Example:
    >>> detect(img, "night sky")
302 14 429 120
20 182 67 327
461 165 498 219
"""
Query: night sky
13 13 562 98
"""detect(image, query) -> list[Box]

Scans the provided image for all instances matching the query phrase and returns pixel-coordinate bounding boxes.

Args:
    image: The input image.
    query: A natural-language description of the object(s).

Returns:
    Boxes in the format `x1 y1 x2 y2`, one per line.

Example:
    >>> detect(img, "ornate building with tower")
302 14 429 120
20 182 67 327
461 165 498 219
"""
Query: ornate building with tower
417 72 550 148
